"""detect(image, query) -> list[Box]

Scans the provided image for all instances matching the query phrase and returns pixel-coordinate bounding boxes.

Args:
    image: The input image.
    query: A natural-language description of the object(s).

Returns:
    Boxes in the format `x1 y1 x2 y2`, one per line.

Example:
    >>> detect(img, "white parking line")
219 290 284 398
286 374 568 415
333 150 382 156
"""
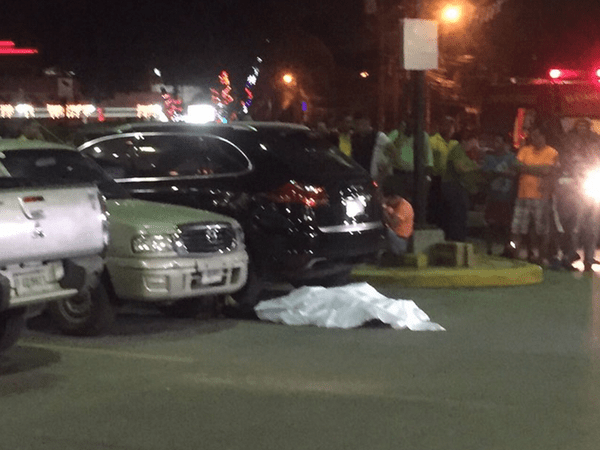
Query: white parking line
23 343 195 363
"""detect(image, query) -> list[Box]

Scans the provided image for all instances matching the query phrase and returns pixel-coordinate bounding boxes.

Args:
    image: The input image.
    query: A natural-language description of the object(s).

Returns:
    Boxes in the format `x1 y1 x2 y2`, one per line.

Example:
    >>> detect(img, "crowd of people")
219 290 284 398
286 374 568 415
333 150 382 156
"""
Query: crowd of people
314 113 600 271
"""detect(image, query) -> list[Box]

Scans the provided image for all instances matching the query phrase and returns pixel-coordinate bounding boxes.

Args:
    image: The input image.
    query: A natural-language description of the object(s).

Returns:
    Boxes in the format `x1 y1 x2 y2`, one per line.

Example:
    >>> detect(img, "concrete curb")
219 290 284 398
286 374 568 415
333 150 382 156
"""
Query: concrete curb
350 256 544 288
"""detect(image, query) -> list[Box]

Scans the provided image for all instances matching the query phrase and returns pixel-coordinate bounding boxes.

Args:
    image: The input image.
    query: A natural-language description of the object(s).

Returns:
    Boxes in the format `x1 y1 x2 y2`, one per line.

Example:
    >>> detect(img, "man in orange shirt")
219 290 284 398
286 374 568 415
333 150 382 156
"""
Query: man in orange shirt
510 125 559 263
382 191 414 256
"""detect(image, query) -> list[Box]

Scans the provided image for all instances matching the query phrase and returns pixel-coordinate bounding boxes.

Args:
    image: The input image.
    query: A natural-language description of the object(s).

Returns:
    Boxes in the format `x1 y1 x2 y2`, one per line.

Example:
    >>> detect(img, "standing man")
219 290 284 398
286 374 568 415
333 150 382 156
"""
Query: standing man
352 113 395 183
440 131 481 242
560 118 600 271
428 116 459 227
387 117 434 194
336 115 354 158
482 133 518 256
510 125 559 265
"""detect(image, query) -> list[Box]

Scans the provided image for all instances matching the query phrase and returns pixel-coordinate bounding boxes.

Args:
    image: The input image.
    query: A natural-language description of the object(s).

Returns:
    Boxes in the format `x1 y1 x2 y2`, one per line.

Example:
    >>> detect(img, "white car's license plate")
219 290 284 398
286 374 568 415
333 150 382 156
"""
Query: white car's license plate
202 269 224 285
192 269 225 287
15 271 49 295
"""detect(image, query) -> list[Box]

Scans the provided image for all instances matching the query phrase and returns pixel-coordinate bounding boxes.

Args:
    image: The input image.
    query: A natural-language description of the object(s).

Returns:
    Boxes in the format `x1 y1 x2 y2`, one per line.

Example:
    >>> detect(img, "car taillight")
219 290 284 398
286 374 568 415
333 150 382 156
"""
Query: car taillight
266 181 328 207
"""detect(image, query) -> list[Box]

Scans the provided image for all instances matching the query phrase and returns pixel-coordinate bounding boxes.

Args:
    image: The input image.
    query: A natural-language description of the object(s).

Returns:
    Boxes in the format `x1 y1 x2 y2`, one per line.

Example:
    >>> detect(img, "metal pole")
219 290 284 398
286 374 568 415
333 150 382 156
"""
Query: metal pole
413 71 427 227
412 0 427 228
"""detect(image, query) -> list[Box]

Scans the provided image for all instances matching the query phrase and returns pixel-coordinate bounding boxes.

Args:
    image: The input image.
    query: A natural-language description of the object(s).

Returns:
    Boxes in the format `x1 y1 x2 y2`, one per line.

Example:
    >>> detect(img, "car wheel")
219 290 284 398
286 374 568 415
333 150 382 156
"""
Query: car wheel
48 283 115 336
0 308 26 353
295 268 354 288
156 296 220 318
230 265 264 308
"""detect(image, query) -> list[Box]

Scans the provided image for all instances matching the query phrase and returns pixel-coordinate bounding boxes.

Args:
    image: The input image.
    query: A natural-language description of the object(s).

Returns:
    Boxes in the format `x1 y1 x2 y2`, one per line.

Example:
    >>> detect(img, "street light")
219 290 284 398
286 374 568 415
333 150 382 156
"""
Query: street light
440 4 462 23
282 73 294 85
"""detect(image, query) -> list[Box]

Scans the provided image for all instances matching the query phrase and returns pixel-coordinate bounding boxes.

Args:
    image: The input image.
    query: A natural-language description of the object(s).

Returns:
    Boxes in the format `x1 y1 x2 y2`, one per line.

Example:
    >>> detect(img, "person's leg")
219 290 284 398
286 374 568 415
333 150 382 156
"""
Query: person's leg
441 181 469 242
582 202 600 270
385 228 408 256
511 198 530 259
533 198 551 263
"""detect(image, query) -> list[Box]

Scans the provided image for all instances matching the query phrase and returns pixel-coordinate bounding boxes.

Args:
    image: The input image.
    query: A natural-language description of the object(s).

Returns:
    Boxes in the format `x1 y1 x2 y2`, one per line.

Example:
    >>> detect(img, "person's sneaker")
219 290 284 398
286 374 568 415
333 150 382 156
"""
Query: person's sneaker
548 258 563 271
561 259 579 271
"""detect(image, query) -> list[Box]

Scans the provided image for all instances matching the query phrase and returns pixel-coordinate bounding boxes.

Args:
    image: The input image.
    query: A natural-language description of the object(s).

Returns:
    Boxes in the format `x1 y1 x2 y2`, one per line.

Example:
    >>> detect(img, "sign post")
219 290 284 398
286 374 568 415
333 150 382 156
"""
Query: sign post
400 18 438 227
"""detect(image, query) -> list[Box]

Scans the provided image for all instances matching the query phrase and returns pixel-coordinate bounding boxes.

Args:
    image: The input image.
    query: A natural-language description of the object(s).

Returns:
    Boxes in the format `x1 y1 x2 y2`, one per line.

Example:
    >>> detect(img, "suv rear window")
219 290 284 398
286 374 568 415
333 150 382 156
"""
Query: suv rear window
257 130 364 176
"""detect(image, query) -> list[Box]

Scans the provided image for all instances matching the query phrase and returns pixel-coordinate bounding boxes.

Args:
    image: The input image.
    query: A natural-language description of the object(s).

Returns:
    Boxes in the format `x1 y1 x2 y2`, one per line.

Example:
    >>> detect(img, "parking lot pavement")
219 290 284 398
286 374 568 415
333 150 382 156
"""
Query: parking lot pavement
1 271 600 450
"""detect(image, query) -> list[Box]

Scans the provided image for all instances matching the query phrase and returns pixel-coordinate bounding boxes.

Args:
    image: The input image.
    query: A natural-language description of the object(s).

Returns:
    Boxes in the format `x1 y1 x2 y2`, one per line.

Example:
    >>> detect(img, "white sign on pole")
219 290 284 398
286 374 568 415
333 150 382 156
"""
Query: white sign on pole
400 19 438 70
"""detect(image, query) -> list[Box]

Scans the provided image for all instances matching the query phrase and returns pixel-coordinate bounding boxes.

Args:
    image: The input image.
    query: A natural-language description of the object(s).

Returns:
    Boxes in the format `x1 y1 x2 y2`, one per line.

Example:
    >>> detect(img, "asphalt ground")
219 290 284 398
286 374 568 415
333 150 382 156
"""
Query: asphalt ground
1 270 599 450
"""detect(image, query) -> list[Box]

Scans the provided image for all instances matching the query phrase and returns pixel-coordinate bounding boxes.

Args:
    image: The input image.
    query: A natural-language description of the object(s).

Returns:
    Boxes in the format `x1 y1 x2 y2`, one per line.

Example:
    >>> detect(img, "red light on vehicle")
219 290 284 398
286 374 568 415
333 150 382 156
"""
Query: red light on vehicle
0 48 38 54
0 41 38 55
265 181 328 208
549 69 562 79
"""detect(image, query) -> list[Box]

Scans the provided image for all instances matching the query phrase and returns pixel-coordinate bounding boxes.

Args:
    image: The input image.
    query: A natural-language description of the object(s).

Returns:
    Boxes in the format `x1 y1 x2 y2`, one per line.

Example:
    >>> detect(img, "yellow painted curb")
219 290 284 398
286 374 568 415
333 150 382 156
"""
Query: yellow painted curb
351 256 544 288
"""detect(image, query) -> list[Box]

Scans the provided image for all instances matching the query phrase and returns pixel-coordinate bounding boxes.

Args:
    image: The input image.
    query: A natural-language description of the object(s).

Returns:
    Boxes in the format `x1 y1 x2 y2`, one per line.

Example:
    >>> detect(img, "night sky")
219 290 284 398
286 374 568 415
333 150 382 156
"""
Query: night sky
3 0 600 93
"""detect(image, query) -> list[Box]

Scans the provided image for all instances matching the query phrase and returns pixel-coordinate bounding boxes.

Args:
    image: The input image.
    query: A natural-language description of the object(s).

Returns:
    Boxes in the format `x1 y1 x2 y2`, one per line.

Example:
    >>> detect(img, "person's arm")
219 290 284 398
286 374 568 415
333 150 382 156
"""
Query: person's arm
515 160 554 176
382 204 401 229
370 133 394 181
449 143 478 174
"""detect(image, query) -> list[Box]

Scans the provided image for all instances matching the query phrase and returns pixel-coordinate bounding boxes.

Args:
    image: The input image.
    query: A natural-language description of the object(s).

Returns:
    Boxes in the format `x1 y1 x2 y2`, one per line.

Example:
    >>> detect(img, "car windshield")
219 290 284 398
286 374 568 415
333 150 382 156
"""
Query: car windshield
257 130 363 176
0 149 129 199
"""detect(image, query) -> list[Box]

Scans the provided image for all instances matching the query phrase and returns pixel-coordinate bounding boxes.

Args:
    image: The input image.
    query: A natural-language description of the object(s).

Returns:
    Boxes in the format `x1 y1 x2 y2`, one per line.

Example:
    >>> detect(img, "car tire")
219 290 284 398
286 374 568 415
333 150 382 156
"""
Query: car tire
230 265 264 308
0 308 26 353
48 283 115 336
294 268 354 288
156 296 220 318
318 269 353 287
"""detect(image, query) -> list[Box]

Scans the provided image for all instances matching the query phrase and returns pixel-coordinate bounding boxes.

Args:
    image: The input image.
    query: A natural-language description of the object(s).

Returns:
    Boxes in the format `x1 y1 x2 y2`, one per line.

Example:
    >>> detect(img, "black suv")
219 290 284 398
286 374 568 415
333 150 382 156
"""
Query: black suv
78 122 384 304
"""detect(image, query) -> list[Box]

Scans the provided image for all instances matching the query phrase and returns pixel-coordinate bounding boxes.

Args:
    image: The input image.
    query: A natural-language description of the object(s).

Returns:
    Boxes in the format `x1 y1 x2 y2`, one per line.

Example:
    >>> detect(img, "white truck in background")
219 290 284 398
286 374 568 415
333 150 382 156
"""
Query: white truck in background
0 179 107 352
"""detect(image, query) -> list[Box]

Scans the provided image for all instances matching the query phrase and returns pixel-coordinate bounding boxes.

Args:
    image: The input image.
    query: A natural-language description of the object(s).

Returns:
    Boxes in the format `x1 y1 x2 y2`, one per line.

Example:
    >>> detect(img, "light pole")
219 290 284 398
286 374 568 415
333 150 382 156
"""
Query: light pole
412 0 427 228
412 1 463 228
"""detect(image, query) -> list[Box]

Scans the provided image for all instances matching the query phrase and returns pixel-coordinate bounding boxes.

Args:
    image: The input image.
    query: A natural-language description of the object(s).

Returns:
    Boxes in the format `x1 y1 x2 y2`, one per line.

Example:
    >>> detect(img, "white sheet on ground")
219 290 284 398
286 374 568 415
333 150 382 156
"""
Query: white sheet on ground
254 282 445 331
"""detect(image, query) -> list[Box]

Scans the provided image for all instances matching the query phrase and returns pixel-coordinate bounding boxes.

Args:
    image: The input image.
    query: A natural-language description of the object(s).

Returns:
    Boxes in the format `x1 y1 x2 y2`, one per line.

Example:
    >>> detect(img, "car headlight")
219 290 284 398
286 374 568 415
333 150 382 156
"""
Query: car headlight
131 234 177 254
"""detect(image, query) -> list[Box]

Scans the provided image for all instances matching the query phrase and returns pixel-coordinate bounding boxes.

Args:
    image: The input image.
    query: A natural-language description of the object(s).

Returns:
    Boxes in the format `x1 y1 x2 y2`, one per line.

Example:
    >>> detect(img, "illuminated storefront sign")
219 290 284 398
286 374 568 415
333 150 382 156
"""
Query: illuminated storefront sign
0 104 162 120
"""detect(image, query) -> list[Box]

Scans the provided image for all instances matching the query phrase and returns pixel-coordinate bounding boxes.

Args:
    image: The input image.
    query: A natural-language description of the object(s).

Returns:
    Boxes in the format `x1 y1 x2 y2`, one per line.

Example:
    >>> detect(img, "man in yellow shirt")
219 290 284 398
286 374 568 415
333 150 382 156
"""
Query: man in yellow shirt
510 125 559 264
337 115 353 158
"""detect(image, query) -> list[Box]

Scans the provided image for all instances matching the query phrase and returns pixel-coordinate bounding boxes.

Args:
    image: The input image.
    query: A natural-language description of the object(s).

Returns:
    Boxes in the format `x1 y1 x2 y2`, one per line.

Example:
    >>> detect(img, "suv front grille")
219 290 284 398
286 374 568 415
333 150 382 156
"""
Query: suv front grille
176 222 237 254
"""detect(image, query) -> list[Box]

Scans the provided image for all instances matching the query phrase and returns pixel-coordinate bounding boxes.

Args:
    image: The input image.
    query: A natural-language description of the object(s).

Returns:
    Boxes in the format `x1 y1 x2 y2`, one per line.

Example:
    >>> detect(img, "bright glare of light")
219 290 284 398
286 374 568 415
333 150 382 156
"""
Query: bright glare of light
186 104 216 124
441 5 462 23
596 69 600 78
153 68 162 77
549 69 562 79
584 169 600 201
15 103 35 117
282 73 294 84
360 71 369 78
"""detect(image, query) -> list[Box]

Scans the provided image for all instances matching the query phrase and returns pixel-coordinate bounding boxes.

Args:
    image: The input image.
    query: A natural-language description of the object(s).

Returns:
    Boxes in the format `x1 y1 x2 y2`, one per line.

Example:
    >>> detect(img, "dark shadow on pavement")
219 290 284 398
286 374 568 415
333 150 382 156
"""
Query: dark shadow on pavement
0 346 62 396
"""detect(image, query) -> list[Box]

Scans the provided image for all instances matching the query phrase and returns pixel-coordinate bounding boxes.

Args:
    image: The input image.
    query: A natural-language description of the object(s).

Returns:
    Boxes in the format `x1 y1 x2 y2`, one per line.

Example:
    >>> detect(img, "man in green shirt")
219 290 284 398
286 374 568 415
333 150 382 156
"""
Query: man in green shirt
384 117 434 200
388 119 434 172
427 116 459 227
440 131 481 241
